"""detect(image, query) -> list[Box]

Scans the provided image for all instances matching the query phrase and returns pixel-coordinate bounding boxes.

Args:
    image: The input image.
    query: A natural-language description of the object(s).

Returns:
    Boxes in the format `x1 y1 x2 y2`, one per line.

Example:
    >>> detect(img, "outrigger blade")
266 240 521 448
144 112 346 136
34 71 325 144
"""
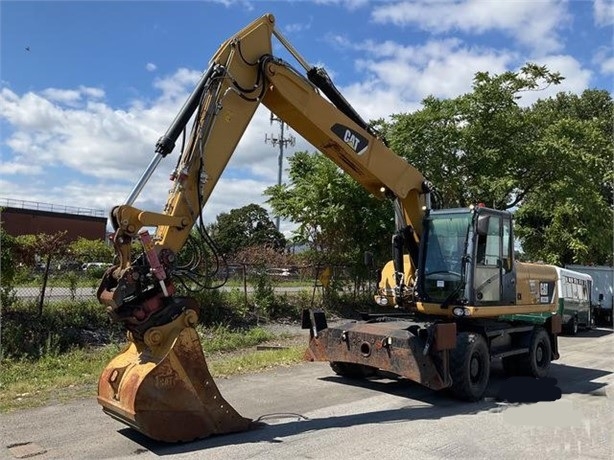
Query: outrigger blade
97 309 251 442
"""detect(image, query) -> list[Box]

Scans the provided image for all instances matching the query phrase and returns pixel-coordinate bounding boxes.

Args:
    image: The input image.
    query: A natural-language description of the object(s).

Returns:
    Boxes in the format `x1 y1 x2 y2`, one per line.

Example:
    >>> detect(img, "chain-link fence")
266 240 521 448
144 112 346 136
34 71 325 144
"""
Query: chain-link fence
10 266 103 304
7 262 371 306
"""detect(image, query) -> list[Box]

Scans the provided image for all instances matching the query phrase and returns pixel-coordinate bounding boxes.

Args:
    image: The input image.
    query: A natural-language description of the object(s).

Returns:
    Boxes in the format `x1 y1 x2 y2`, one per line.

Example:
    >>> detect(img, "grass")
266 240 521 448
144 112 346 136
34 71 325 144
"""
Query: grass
0 326 306 413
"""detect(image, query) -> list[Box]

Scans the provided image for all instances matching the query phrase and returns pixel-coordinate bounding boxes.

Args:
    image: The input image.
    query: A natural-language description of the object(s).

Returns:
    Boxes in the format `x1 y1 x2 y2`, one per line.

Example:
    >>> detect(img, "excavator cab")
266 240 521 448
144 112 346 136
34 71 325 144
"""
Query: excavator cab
417 205 520 313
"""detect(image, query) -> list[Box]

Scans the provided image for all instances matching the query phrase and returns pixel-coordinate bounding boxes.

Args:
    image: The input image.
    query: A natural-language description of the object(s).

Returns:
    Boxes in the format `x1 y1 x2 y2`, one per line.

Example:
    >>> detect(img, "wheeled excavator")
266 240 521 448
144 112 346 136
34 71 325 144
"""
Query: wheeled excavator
96 13 562 442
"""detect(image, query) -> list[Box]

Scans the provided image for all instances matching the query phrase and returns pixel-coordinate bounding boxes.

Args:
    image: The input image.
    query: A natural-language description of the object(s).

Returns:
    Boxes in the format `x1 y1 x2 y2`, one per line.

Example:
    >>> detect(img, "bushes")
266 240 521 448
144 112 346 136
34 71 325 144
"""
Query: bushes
1 272 372 360
1 300 122 359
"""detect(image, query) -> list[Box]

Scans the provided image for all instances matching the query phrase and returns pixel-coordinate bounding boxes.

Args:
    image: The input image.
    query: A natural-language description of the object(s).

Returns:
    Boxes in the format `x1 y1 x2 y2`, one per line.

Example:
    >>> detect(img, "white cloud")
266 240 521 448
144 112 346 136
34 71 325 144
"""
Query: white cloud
314 0 369 9
594 0 614 26
322 37 514 119
0 11 599 235
40 86 105 106
284 17 313 34
40 88 82 104
371 0 570 55
0 69 299 226
0 161 43 175
601 56 614 75
210 0 255 10
146 62 157 72
152 68 201 102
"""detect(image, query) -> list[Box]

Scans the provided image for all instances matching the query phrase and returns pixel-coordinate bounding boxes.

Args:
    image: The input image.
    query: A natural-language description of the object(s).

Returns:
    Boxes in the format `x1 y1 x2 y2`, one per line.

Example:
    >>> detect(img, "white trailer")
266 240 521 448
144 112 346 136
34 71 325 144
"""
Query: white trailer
567 265 614 327
556 267 593 334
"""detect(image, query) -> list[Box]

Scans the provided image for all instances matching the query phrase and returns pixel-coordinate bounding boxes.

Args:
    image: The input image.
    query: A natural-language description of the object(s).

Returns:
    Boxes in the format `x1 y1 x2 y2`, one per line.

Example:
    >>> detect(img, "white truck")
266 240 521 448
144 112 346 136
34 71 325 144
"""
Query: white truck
567 264 614 327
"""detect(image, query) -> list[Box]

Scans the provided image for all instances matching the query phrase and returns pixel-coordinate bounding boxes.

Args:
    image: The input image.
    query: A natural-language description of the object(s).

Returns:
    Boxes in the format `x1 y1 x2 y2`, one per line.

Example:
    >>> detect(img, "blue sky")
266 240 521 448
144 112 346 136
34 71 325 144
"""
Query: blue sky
1 0 612 236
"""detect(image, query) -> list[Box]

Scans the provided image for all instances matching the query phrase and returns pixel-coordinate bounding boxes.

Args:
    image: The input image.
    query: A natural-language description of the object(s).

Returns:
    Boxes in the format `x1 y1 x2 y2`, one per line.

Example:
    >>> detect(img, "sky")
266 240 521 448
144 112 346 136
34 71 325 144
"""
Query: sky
1 0 613 237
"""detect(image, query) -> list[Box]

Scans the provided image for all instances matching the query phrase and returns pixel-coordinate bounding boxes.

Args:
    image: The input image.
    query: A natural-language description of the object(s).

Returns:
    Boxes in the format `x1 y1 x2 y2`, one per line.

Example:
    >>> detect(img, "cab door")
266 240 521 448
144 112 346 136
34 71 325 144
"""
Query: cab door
472 211 516 305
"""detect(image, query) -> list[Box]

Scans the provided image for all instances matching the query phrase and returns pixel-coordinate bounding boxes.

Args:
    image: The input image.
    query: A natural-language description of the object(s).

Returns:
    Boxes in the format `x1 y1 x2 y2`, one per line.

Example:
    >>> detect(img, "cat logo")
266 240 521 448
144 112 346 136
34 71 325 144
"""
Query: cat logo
343 130 360 151
331 123 368 155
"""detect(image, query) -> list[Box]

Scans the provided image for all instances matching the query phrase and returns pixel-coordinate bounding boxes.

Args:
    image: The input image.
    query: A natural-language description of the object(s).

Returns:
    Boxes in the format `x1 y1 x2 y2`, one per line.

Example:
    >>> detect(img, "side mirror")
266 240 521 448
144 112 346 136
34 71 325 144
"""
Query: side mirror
477 215 490 236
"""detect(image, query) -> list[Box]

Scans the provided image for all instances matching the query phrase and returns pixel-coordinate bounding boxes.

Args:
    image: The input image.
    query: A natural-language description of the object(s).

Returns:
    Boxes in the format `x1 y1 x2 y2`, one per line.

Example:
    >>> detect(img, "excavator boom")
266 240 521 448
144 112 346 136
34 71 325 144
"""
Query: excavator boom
96 13 561 443
96 13 426 443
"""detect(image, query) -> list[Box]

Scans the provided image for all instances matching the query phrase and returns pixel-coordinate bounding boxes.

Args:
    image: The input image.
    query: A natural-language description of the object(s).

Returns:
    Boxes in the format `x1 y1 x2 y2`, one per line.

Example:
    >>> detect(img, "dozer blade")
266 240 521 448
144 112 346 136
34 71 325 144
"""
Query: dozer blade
97 309 251 442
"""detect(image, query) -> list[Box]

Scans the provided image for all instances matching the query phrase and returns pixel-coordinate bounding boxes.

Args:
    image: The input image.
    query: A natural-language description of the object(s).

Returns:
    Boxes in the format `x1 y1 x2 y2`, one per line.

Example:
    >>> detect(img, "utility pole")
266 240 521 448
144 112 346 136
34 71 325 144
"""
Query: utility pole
265 111 295 230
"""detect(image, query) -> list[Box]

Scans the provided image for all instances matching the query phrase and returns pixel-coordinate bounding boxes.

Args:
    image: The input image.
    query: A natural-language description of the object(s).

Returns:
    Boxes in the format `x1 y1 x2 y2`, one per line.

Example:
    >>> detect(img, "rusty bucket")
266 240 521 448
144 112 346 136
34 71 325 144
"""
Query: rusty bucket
97 309 251 442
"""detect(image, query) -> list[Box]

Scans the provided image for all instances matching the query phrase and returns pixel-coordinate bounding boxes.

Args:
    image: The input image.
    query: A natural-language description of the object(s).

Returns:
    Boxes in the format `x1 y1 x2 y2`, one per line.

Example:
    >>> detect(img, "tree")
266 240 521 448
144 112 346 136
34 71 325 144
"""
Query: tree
68 237 114 263
514 90 613 265
208 204 286 258
379 63 564 210
13 232 70 315
0 227 17 308
379 64 611 266
265 151 393 273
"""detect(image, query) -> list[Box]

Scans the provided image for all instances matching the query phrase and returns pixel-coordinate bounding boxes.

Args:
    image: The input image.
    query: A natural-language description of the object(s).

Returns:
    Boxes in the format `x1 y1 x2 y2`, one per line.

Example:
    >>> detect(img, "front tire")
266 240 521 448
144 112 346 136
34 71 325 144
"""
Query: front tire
450 332 490 401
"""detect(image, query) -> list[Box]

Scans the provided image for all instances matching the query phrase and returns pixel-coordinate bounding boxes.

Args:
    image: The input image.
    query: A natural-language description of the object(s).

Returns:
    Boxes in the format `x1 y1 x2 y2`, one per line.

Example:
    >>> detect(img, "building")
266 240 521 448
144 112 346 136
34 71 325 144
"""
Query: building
0 198 107 242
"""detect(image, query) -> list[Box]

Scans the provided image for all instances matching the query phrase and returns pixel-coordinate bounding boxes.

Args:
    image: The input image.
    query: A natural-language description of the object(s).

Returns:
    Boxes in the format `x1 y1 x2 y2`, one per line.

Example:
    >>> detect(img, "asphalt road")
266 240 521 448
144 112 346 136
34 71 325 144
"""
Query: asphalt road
1 328 612 460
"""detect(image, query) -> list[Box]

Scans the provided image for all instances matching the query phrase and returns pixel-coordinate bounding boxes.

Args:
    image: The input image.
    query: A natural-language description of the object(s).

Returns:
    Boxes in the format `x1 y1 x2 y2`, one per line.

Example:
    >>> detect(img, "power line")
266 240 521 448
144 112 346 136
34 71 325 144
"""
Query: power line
265 112 295 230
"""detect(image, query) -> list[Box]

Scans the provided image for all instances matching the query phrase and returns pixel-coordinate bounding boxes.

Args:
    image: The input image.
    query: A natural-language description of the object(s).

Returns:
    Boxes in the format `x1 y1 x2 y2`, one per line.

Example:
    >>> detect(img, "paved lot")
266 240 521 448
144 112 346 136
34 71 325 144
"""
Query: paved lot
1 328 612 459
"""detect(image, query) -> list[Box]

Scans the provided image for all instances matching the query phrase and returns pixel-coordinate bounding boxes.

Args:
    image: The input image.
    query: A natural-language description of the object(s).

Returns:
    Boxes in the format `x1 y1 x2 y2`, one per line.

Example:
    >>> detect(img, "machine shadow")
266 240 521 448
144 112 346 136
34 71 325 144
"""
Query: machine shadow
116 359 610 455
119 395 497 456
560 328 613 339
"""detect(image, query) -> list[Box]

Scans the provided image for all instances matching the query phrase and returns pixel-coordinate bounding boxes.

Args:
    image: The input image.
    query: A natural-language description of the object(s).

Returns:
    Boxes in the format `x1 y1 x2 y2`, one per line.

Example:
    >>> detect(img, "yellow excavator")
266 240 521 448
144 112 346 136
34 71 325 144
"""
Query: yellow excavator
96 13 562 442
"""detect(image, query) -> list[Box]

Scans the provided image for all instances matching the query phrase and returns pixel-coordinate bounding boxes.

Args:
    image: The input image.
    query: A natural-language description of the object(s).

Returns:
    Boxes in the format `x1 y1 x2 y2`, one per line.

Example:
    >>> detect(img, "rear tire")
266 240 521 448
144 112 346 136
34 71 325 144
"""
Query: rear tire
450 332 490 401
329 362 376 378
518 327 552 378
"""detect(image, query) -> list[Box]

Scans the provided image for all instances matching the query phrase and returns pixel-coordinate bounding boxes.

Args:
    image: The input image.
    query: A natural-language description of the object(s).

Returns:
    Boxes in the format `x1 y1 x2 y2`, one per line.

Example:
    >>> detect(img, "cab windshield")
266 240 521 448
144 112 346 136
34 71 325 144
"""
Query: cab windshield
421 212 472 302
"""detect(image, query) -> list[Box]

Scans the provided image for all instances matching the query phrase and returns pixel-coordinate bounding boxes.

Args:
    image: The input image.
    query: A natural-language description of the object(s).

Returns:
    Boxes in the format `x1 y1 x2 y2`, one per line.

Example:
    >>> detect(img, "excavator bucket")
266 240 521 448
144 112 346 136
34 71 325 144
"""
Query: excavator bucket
97 309 251 442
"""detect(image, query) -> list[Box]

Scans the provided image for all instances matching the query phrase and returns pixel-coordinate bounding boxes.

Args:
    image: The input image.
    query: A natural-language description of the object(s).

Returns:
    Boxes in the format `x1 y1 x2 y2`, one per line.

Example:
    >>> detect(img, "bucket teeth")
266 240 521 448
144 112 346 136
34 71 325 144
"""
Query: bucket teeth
97 312 251 442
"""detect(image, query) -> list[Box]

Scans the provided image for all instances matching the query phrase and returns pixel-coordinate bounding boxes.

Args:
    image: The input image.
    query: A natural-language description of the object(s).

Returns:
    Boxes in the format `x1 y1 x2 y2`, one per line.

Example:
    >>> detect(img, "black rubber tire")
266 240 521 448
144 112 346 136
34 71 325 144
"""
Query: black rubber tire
450 332 490 401
518 327 552 378
329 361 376 378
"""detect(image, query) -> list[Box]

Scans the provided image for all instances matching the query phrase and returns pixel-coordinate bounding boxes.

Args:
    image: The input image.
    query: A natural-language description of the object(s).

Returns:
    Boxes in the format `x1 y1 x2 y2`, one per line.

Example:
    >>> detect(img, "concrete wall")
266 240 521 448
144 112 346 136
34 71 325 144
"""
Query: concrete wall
1 207 107 242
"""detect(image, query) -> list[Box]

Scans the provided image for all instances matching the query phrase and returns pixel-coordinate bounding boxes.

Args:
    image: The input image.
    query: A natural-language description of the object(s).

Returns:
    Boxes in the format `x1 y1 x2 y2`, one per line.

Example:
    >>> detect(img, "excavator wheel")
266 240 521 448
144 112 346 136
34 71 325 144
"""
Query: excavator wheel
449 332 490 401
516 327 552 379
97 308 251 442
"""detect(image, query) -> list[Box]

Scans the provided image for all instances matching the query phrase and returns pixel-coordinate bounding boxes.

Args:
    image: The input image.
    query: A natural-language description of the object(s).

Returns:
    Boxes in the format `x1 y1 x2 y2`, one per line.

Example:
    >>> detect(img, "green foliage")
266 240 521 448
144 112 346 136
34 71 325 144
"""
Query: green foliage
249 268 279 317
65 271 79 300
265 151 393 272
1 300 120 359
196 325 274 354
189 288 246 325
0 343 123 412
380 63 565 209
379 64 611 266
1 228 17 307
68 237 113 263
514 91 613 265
14 232 70 266
209 346 304 378
208 204 286 258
